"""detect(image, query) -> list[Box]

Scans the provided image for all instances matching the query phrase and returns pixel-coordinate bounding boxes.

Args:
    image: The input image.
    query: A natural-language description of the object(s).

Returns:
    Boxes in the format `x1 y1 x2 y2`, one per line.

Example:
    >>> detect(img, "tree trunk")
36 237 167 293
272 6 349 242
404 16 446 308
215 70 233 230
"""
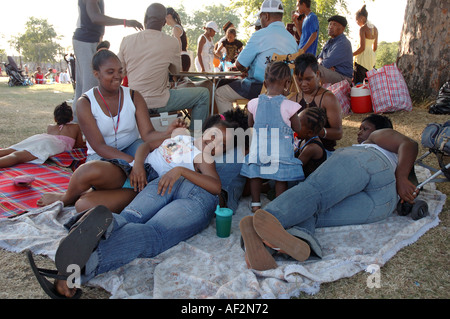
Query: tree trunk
397 0 449 100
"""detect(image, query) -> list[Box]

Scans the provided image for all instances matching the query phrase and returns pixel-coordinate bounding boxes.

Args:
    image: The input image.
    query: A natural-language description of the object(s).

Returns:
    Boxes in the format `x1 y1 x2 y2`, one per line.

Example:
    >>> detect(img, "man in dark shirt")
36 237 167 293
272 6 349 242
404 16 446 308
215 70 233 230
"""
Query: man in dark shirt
72 0 143 122
317 15 353 85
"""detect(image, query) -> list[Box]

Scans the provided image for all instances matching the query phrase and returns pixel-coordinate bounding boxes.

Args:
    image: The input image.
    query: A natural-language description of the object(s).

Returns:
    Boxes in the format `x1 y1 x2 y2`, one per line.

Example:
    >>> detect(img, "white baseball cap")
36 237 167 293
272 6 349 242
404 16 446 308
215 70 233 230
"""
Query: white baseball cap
258 0 284 14
205 21 219 32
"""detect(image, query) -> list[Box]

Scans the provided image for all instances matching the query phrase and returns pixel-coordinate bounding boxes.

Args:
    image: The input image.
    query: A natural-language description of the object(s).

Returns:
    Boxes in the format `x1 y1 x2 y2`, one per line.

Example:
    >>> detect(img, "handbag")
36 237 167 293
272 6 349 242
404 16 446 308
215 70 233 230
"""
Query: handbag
366 63 412 113
323 80 351 115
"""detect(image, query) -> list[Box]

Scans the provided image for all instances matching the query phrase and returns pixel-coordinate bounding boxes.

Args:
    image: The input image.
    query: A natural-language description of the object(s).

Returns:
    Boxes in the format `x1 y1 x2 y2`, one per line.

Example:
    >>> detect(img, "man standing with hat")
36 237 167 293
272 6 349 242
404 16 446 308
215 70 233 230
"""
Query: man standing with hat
317 15 353 85
214 0 298 113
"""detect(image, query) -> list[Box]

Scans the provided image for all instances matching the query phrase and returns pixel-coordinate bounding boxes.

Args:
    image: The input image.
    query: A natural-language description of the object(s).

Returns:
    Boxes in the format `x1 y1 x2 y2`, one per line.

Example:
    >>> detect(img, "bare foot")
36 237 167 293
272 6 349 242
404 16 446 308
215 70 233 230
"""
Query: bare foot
37 192 68 207
54 279 77 298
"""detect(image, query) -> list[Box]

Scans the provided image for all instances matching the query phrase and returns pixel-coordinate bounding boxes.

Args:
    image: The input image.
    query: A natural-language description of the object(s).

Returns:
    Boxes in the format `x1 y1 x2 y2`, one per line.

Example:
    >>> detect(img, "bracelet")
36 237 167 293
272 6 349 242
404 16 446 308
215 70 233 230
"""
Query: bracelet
322 127 327 139
124 19 127 27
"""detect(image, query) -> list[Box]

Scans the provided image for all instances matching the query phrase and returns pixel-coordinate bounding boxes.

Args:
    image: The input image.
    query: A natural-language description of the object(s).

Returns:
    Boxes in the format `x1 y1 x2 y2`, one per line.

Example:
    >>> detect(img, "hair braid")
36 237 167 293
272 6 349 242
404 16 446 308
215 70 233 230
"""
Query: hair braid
303 107 327 135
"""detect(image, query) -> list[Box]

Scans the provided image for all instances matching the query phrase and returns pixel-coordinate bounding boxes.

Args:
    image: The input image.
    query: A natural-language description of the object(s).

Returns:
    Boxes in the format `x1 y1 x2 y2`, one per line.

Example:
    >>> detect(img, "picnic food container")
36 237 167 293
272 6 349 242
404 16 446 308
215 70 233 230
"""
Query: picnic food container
351 82 373 113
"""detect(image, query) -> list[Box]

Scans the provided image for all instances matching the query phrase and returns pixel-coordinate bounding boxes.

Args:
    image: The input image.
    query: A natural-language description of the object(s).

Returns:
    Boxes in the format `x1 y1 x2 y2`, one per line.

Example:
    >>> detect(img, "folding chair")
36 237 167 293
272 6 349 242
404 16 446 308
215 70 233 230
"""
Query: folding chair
149 111 182 131
234 49 304 108
266 48 304 99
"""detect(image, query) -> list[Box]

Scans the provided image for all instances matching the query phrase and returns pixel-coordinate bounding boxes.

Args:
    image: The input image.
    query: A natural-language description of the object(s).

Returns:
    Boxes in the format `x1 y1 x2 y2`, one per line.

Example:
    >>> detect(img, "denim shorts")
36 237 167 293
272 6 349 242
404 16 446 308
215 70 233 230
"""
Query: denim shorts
86 139 144 162
101 158 159 189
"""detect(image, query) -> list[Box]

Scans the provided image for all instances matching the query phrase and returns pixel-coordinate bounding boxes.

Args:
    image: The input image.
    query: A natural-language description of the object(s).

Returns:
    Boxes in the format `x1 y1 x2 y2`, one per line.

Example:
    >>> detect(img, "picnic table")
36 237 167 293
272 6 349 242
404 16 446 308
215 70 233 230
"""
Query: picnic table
174 71 242 115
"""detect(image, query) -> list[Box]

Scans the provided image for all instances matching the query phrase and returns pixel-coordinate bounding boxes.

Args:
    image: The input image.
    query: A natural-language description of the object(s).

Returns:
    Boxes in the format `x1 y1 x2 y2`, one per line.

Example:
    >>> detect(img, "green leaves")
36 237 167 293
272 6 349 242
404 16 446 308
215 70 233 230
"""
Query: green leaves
375 41 399 69
9 17 63 65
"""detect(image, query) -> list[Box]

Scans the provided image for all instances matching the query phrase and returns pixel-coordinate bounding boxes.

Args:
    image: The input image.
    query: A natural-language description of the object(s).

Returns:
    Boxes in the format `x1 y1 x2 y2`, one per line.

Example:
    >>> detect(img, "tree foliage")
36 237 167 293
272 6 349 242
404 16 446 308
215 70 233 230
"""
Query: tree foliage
0 49 6 63
9 17 63 65
375 41 399 69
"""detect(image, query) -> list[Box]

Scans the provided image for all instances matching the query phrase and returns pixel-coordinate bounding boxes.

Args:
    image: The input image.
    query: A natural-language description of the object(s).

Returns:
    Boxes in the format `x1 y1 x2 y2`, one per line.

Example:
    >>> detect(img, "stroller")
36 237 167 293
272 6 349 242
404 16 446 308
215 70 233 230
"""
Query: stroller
3 56 32 86
397 120 450 220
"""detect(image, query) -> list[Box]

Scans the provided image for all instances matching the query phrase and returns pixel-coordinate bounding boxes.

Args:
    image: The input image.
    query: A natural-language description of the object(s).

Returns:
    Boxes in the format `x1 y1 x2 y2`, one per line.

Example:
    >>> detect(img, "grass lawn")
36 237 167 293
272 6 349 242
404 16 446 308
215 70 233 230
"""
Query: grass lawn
0 76 448 299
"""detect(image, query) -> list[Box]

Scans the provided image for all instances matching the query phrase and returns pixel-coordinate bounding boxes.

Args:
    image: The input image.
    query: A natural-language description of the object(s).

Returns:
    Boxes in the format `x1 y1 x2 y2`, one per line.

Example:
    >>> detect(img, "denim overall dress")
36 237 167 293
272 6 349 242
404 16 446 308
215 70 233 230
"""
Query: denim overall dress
240 94 304 181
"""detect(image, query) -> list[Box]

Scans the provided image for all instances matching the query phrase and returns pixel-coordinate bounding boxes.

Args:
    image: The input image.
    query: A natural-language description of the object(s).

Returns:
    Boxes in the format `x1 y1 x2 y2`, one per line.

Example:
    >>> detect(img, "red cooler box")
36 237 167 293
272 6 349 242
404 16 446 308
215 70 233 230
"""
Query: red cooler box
351 84 373 113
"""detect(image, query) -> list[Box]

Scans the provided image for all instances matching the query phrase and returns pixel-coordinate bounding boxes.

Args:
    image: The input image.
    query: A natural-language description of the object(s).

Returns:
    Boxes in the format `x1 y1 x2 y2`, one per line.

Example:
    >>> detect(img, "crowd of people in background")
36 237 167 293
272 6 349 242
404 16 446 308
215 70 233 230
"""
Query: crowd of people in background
3 1 377 90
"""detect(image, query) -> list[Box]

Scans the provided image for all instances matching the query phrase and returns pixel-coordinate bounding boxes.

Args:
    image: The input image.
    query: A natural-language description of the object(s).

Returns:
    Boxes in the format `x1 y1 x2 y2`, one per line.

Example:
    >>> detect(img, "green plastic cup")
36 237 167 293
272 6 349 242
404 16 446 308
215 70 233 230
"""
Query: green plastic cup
215 205 233 238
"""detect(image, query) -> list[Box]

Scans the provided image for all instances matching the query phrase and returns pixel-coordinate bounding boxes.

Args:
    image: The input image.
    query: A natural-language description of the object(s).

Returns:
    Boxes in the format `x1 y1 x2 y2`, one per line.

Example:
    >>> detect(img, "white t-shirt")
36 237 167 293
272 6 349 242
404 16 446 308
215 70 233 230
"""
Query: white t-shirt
145 134 202 176
247 97 301 127
84 86 140 155
194 34 215 72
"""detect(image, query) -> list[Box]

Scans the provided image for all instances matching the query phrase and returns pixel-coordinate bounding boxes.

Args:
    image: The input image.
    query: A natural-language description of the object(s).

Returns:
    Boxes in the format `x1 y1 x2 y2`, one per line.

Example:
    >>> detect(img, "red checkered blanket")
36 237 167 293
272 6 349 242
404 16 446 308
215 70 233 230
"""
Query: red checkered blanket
48 148 87 171
0 163 71 218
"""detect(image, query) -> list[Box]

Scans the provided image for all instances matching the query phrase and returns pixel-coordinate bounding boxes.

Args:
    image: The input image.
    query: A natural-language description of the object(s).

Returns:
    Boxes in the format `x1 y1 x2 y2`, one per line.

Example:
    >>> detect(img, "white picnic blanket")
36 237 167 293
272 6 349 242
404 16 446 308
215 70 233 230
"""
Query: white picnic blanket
0 166 446 299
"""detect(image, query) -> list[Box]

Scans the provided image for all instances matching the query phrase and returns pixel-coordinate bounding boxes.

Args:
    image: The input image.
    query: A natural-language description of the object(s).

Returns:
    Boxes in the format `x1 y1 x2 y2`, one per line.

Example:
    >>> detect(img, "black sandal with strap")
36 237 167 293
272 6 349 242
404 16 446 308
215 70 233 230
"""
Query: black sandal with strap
26 249 82 299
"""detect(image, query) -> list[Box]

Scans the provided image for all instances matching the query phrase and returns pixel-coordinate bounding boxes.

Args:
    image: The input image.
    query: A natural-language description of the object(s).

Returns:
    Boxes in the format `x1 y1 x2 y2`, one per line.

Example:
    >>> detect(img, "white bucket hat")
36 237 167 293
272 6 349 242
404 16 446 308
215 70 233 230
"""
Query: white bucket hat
258 0 284 15
205 21 219 32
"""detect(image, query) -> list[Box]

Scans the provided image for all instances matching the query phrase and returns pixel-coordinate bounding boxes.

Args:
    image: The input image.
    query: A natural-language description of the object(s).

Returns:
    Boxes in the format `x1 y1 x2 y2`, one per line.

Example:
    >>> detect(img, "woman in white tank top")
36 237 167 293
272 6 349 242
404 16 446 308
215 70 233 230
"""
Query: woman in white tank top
37 49 187 213
76 49 162 163
83 86 139 156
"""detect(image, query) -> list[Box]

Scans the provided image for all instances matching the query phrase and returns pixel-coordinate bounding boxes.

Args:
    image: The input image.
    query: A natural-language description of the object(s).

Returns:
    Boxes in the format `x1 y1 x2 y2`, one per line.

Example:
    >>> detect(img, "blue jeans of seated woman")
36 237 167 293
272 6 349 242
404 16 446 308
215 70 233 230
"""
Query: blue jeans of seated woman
263 146 398 241
82 177 218 282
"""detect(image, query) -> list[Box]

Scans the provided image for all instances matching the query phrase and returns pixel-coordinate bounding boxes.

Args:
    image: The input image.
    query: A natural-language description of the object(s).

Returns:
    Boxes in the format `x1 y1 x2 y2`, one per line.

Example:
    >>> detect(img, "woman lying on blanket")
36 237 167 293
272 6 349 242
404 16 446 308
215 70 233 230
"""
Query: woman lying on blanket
239 114 419 271
28 119 237 299
0 102 85 168
37 117 236 213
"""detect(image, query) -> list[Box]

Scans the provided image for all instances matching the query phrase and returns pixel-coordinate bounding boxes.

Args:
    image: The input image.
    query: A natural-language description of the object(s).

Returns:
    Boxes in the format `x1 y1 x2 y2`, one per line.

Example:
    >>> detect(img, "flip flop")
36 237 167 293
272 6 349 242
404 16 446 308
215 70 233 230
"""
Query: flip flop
239 216 277 271
26 249 82 299
55 205 113 277
253 209 311 262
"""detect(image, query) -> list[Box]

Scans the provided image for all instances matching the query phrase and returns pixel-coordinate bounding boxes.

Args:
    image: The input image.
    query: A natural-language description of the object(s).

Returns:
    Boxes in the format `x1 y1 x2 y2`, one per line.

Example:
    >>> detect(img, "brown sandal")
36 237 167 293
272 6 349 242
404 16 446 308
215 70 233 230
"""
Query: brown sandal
253 209 310 262
239 216 277 271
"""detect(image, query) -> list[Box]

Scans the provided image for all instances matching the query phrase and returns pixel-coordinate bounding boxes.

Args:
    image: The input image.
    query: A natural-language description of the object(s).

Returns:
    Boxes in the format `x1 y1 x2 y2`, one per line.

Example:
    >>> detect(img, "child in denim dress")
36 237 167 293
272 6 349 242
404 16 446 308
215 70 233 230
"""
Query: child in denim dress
240 61 304 212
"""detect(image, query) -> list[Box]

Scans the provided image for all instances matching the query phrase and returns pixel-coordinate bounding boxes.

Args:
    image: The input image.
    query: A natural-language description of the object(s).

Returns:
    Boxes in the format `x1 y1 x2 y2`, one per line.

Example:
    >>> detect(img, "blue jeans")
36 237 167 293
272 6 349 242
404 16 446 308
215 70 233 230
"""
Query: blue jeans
264 146 398 241
155 87 210 130
86 138 144 162
215 148 247 214
82 177 218 282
